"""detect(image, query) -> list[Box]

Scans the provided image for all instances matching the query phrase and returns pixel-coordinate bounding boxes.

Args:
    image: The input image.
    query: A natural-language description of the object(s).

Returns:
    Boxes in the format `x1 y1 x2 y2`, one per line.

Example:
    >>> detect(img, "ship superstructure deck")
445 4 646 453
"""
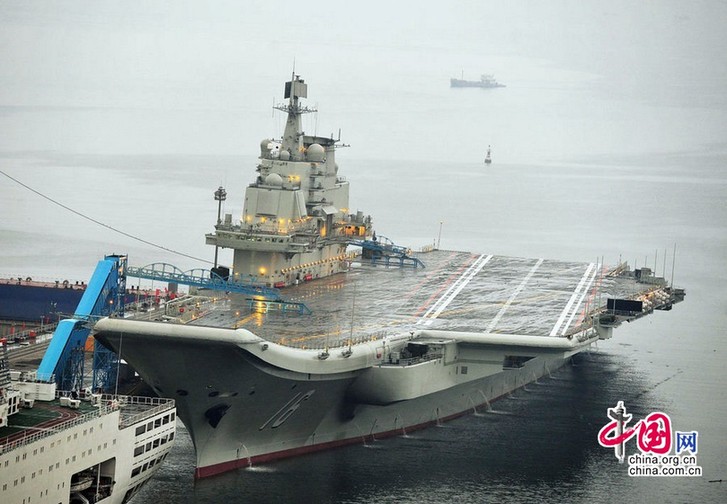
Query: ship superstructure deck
0 389 176 504
187 250 668 348
0 393 174 454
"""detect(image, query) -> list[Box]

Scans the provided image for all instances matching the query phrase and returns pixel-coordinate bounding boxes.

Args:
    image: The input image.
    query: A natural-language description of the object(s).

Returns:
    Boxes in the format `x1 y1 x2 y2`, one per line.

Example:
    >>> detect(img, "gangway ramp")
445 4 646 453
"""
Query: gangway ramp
37 255 126 390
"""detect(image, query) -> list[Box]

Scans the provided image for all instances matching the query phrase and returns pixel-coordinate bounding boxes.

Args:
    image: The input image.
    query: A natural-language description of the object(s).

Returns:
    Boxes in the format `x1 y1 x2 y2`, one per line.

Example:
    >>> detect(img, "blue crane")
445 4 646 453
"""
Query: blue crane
37 255 126 391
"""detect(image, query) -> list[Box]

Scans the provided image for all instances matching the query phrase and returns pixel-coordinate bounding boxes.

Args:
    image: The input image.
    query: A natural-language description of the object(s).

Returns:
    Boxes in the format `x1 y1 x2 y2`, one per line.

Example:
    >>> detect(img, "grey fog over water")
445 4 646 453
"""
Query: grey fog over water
1 1 726 502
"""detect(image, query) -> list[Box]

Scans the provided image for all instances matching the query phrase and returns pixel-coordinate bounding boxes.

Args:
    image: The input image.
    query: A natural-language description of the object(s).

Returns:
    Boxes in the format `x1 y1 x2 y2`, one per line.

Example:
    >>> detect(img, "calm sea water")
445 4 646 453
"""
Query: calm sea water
1 154 724 503
1 1 726 502
138 351 715 504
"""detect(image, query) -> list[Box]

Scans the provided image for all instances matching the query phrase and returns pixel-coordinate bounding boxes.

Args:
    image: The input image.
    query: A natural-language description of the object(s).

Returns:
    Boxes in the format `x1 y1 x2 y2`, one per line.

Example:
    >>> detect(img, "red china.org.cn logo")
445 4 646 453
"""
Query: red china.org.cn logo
597 401 702 477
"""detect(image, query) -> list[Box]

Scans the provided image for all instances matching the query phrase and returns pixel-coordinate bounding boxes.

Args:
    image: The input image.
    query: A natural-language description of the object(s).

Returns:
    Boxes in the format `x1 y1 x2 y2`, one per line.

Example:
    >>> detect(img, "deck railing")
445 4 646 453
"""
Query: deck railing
0 394 174 454
280 329 393 350
113 395 176 429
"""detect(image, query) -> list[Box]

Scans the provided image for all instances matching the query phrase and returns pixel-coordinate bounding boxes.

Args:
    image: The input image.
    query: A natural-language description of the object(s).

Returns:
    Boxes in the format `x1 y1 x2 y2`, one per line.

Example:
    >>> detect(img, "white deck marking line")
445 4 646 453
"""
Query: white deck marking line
549 262 596 336
485 258 544 333
420 253 491 324
419 254 488 321
560 262 600 336
418 254 492 325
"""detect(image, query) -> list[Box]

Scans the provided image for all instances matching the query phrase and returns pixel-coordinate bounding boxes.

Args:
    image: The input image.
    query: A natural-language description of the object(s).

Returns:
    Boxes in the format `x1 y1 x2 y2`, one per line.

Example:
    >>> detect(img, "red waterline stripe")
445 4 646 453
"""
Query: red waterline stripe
194 386 520 479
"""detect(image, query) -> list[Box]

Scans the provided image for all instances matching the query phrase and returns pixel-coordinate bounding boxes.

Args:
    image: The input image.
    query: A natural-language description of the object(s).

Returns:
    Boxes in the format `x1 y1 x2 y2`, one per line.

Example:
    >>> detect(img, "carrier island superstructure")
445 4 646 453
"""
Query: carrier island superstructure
93 75 686 480
205 75 372 288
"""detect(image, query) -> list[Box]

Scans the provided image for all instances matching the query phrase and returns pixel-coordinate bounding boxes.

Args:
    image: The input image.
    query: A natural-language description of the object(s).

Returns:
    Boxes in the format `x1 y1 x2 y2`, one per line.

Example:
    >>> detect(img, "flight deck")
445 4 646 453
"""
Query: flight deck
187 250 668 350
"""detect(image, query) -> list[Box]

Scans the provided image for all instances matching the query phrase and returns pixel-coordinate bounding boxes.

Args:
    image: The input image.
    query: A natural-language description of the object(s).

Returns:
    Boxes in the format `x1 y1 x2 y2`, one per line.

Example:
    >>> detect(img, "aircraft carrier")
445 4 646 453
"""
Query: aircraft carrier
93 75 685 479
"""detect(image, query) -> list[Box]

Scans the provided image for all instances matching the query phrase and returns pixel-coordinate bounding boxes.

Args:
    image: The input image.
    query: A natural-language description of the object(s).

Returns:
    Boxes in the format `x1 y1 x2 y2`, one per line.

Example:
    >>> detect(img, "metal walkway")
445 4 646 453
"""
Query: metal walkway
127 263 281 298
348 236 425 269
126 263 311 314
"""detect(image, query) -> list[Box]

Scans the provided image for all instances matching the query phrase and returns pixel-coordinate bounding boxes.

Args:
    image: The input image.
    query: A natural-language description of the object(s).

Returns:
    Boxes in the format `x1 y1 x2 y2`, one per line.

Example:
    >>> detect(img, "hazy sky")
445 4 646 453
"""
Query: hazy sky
0 0 725 160
2 2 724 91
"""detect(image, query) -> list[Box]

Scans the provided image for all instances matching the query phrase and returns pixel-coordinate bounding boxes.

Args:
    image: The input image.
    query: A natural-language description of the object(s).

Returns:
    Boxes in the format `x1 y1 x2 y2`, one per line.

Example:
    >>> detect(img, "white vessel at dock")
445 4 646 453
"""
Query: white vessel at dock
93 76 685 480
1 343 176 503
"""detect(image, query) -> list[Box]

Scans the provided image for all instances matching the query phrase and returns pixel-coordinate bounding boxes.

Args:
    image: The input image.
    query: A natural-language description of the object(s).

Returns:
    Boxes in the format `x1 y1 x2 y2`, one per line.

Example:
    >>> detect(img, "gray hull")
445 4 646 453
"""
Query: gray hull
95 321 570 478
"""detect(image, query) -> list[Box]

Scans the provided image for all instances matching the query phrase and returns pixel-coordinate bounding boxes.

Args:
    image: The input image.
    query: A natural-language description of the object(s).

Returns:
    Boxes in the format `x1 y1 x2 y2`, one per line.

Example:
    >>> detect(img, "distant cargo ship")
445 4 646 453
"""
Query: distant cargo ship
450 73 505 88
449 74 505 88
